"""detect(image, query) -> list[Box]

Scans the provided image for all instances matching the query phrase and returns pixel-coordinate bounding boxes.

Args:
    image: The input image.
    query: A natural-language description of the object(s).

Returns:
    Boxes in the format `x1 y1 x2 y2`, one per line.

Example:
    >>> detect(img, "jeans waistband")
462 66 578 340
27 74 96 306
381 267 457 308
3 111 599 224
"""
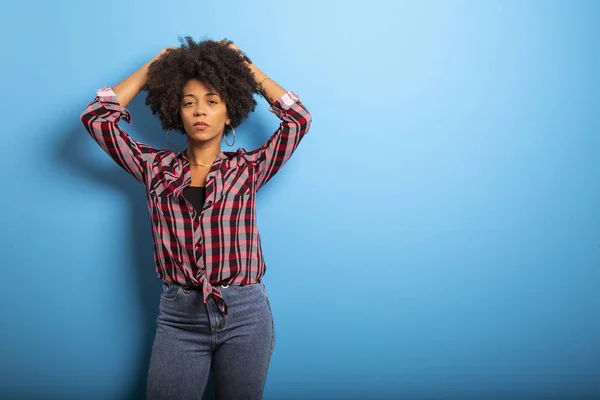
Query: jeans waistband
169 280 260 291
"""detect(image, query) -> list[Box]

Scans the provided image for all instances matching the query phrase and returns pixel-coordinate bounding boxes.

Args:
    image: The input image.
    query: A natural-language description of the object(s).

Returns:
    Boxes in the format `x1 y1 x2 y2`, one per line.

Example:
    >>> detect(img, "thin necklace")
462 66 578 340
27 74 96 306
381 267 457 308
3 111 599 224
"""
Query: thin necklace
185 151 211 167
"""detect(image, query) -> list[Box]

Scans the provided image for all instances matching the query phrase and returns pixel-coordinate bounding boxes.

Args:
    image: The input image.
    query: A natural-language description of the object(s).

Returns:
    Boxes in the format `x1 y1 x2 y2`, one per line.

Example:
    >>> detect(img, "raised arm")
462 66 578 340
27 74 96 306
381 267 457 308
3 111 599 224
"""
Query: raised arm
79 48 174 184
226 42 313 190
113 48 175 107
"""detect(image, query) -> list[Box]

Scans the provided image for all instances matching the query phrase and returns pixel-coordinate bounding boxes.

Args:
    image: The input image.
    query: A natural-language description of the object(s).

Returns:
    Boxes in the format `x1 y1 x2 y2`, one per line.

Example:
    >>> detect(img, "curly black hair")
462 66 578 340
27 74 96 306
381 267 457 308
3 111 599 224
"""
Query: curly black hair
144 36 257 135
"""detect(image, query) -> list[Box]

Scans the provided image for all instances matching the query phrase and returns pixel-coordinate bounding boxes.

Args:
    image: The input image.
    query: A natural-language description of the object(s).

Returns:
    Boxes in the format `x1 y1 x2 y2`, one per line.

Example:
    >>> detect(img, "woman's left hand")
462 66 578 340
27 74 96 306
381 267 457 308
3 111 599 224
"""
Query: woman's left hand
221 40 251 65
223 40 239 52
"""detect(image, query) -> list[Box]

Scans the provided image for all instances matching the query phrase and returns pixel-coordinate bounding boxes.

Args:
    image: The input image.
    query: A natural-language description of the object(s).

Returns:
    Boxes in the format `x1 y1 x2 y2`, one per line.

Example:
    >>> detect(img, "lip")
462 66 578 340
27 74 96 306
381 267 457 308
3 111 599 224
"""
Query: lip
193 121 209 131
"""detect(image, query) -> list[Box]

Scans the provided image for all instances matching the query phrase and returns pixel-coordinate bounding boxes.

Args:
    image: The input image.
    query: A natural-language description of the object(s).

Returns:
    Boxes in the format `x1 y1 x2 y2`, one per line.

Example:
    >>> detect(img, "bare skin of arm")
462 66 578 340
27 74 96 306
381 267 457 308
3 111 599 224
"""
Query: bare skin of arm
112 47 175 108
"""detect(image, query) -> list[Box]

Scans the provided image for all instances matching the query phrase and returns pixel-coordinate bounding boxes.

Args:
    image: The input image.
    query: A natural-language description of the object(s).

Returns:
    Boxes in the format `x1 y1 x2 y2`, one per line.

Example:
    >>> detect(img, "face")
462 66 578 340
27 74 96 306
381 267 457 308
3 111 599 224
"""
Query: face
179 78 230 145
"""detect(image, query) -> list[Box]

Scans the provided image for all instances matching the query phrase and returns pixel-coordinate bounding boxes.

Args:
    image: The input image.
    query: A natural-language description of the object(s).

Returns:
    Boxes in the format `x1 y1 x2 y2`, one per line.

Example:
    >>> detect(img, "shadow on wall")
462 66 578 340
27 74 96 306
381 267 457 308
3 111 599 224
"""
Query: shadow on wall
55 93 164 399
56 92 270 399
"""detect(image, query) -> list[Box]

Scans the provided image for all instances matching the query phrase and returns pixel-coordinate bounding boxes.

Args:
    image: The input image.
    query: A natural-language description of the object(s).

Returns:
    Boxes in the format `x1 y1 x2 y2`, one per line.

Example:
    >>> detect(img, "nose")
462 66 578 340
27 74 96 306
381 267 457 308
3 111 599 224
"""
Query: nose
194 103 206 117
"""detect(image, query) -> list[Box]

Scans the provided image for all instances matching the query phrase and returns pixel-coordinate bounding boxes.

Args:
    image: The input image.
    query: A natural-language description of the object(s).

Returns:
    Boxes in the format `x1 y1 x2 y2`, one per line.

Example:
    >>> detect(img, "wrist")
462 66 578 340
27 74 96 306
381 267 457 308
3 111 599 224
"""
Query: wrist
248 64 265 81
140 62 152 87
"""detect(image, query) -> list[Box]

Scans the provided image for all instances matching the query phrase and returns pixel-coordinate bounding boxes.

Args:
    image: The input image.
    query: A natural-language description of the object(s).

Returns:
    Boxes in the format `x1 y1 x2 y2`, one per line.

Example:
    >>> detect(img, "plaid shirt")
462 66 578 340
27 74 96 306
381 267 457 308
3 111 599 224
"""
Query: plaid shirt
81 87 311 314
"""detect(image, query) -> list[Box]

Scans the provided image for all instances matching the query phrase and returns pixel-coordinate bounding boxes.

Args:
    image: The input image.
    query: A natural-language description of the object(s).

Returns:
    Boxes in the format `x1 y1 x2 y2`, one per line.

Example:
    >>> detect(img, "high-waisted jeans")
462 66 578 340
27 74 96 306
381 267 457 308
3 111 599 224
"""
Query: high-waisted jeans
146 281 275 400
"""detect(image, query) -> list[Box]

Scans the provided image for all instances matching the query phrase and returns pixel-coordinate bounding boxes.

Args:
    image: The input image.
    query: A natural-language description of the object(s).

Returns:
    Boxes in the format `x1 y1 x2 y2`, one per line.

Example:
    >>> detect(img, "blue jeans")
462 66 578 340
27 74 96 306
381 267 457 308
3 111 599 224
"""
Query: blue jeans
146 281 275 400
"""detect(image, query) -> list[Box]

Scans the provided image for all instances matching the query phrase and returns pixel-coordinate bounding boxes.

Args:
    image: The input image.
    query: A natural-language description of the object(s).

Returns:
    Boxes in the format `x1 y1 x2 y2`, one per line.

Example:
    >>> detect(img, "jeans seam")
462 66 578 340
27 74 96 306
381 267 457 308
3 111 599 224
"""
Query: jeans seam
228 282 260 291
160 285 181 302
259 282 275 399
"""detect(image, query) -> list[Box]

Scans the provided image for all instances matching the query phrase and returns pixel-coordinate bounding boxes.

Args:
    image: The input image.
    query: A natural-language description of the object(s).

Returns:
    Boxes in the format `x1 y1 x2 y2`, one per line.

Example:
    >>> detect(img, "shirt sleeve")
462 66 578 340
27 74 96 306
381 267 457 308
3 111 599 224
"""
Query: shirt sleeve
243 91 312 191
80 87 157 184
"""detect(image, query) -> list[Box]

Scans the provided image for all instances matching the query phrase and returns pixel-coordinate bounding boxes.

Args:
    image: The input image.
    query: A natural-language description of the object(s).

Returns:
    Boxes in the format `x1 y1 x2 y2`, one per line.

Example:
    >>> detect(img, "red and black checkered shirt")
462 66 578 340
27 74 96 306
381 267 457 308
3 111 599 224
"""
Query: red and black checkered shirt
81 87 312 314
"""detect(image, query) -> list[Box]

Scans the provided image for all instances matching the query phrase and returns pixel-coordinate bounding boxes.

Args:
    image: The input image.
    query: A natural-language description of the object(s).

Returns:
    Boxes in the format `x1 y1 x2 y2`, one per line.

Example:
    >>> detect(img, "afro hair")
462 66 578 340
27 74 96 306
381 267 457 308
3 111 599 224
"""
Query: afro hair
144 37 257 135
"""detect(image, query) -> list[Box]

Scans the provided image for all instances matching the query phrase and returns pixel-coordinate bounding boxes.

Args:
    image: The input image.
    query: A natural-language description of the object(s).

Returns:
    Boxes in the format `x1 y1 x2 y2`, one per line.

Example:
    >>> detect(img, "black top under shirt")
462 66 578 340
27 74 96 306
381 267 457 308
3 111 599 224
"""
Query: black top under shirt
183 186 206 214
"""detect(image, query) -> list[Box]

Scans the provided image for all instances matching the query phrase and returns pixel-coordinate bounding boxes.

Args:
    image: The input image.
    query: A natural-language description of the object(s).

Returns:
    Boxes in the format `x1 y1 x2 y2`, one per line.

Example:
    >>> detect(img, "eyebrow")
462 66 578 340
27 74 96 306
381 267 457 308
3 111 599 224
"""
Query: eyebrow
183 92 220 98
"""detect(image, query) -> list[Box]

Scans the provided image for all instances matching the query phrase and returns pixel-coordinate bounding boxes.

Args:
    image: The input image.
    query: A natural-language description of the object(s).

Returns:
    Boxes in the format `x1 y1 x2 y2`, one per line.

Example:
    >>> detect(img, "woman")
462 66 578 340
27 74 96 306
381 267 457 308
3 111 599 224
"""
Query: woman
80 37 312 399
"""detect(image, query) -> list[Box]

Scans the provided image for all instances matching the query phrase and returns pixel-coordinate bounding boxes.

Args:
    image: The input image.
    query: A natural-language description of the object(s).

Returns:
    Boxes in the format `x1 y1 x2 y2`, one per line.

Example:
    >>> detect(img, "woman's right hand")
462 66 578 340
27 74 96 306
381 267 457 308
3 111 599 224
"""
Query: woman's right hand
152 46 178 62
112 46 178 108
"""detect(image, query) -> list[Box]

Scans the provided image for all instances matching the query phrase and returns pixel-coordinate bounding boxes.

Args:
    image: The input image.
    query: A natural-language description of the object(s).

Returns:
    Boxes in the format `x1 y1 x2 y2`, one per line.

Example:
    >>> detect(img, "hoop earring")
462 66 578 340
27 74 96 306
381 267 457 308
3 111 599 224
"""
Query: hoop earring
224 124 236 147
165 129 188 151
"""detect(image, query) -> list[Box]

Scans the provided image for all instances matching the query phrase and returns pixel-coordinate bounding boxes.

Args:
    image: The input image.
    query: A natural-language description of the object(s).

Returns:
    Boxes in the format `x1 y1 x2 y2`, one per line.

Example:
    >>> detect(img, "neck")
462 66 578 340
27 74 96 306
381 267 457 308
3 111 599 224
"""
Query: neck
186 137 221 165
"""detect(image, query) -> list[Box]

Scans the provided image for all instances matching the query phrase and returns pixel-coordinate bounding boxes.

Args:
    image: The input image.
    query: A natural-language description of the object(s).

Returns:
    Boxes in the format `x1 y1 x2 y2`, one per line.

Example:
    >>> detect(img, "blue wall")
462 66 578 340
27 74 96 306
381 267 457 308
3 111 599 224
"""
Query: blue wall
1 1 598 399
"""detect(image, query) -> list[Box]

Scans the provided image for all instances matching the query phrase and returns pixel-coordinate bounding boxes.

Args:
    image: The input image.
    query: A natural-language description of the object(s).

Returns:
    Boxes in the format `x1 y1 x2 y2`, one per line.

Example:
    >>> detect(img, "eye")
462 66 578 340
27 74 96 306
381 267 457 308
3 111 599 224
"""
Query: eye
208 100 218 105
183 101 194 107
